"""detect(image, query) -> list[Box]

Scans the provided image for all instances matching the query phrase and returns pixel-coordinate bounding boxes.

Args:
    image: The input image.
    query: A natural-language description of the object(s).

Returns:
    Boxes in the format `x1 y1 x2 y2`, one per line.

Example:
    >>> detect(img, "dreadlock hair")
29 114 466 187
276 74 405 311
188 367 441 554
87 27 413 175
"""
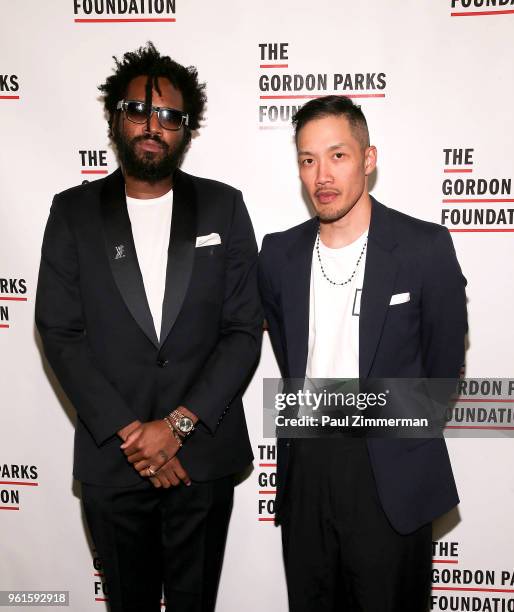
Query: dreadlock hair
98 41 206 145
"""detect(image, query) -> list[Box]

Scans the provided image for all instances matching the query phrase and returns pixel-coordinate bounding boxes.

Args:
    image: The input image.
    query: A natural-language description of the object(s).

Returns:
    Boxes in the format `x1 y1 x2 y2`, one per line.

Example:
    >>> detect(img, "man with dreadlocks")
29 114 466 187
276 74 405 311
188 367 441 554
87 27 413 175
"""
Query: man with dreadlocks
35 42 262 612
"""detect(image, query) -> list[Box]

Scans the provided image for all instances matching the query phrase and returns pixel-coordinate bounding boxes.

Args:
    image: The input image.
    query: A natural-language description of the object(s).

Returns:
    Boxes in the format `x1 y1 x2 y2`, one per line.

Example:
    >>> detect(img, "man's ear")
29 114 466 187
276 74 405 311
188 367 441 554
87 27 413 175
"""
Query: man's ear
364 145 377 176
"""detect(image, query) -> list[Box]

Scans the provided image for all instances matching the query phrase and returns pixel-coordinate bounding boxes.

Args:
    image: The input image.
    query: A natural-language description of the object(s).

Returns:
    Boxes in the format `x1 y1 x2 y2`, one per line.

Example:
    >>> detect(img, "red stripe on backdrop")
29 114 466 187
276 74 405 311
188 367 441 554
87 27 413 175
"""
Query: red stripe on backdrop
433 586 514 593
451 9 514 16
0 481 38 486
442 199 514 203
75 18 176 23
449 229 514 232
260 94 385 100
0 297 28 301
446 425 514 430
454 398 514 403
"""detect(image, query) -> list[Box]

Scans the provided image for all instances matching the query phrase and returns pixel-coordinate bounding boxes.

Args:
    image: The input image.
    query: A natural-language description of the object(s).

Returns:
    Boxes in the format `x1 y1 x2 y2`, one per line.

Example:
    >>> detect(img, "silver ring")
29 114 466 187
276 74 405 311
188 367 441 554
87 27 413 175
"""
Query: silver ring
147 466 156 477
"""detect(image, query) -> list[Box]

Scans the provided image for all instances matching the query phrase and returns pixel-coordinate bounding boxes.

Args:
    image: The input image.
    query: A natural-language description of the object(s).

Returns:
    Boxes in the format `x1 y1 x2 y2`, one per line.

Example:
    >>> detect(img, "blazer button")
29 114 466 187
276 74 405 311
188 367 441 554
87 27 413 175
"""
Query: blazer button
157 359 169 368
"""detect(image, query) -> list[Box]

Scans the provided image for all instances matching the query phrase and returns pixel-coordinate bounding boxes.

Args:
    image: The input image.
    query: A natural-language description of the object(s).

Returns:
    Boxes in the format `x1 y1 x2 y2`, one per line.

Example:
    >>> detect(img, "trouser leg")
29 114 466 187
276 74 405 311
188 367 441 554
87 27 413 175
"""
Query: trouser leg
82 475 234 612
280 438 432 612
333 440 432 612
81 481 163 612
161 475 234 612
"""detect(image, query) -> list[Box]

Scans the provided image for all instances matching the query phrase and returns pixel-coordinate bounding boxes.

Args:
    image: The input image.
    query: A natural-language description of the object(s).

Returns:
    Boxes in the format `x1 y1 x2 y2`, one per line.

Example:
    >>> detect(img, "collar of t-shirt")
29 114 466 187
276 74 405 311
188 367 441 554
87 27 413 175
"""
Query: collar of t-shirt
306 230 368 380
125 188 174 340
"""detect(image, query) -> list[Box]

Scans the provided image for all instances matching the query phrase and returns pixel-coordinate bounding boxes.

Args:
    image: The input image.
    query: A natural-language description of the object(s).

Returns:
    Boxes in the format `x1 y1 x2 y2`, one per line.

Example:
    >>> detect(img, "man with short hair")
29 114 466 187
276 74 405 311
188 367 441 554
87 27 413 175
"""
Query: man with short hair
259 95 467 611
36 42 262 612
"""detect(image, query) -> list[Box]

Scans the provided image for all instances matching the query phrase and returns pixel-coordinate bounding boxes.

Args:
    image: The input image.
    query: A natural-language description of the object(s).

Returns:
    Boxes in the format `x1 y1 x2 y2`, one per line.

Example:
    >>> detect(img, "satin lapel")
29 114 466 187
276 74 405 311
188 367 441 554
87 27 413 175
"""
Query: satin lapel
282 219 318 378
159 169 197 346
359 198 399 377
101 169 159 348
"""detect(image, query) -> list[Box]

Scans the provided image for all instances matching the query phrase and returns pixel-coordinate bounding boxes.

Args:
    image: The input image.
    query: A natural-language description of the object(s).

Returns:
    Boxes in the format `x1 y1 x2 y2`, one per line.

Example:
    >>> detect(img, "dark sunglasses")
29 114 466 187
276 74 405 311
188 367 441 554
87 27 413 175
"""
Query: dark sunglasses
116 99 189 131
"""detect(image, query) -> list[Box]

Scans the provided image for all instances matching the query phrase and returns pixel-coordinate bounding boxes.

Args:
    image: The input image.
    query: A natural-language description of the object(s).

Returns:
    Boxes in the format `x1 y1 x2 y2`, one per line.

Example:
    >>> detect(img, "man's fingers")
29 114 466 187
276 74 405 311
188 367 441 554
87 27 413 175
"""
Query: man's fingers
159 466 179 487
120 429 142 449
156 460 182 487
123 443 145 457
156 473 172 488
133 455 169 472
127 452 147 464
171 459 191 486
149 476 162 488
134 459 153 472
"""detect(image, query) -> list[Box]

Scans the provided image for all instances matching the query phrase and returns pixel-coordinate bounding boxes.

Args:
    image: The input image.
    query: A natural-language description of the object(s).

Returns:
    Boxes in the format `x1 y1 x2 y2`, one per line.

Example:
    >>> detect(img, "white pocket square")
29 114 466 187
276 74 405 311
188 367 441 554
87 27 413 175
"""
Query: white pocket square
389 292 410 306
196 233 221 248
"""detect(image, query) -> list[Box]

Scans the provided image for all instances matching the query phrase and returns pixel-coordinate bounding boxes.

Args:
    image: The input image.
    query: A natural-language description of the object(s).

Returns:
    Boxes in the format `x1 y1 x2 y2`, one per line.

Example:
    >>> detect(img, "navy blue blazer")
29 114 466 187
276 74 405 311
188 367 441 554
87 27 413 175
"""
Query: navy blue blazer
258 197 468 534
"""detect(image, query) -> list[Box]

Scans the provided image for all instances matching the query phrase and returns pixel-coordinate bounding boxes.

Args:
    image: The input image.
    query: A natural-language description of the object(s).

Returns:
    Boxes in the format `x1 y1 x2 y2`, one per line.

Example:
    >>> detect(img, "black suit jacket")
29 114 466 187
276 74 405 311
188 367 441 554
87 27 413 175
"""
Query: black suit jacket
259 197 468 534
36 168 262 486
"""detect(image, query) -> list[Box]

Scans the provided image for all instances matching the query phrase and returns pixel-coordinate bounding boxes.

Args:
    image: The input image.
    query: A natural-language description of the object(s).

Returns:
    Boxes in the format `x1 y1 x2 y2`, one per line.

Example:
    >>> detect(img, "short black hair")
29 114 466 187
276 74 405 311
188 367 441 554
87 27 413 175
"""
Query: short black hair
292 95 370 149
98 41 206 138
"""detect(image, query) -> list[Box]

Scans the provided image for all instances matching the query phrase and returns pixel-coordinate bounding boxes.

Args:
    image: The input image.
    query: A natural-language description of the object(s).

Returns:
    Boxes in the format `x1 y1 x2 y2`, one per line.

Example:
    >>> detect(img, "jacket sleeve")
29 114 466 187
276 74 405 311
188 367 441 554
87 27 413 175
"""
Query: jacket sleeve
35 195 138 446
181 191 263 433
420 226 468 378
258 234 287 377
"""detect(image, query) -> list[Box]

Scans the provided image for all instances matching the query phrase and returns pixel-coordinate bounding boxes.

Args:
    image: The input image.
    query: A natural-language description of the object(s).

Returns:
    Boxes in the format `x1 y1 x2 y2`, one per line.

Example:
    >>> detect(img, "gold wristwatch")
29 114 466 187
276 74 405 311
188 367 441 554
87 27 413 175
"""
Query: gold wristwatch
168 409 195 437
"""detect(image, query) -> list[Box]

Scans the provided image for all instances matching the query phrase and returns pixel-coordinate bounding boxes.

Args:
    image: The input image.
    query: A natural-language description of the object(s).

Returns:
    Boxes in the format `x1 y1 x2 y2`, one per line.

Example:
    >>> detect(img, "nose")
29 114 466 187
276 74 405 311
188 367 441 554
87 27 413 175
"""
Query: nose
315 159 333 186
145 109 162 135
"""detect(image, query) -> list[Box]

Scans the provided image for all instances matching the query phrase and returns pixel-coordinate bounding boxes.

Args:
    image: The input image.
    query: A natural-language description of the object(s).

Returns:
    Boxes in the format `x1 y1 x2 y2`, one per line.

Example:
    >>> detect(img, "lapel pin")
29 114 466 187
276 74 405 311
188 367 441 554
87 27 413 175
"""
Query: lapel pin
115 244 126 260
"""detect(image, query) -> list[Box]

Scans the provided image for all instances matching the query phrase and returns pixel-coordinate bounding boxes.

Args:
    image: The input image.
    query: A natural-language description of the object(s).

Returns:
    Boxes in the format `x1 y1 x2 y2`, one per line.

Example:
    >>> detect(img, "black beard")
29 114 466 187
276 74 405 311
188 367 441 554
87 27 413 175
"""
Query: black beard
113 128 188 184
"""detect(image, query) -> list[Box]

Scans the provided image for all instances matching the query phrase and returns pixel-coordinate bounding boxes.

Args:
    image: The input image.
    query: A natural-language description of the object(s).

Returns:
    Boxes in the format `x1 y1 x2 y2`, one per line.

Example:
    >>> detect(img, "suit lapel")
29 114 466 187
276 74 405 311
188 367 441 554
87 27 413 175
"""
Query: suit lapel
159 169 197 346
101 168 159 348
283 219 318 378
359 198 399 377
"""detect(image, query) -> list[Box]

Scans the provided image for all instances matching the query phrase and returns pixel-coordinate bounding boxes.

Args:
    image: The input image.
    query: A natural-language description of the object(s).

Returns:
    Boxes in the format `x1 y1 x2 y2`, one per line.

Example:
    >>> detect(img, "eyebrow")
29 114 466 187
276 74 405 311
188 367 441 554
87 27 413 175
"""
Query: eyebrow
297 142 349 156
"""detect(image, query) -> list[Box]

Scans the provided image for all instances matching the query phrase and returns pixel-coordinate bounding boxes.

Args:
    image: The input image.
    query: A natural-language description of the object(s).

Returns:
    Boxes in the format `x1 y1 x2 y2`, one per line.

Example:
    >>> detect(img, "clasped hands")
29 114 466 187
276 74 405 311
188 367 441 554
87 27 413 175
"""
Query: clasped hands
118 418 191 489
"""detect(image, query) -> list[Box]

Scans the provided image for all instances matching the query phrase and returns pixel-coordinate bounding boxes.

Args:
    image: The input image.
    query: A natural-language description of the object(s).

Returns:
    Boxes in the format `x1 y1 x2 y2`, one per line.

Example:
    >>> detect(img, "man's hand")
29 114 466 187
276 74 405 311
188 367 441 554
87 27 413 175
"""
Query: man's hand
120 420 180 476
149 456 192 488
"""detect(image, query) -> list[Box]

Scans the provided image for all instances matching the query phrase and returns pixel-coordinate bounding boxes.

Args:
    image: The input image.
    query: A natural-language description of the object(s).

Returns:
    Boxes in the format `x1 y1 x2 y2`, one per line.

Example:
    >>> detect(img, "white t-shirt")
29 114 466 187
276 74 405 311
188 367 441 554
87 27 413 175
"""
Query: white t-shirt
126 189 173 341
306 230 368 380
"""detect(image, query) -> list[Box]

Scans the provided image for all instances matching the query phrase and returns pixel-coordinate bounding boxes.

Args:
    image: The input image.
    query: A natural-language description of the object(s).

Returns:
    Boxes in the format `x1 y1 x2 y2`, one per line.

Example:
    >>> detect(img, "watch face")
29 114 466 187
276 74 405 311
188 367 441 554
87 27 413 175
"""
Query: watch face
178 416 194 433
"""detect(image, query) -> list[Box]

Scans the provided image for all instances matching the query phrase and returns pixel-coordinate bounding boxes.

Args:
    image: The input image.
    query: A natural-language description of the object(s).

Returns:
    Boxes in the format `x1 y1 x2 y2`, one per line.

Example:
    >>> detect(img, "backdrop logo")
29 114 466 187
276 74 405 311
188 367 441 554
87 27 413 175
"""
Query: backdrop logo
257 444 276 522
73 0 177 23
451 0 514 17
440 147 514 233
0 74 20 100
92 552 108 604
79 149 109 184
0 278 28 330
257 42 386 129
446 379 514 431
0 463 39 511
431 540 514 610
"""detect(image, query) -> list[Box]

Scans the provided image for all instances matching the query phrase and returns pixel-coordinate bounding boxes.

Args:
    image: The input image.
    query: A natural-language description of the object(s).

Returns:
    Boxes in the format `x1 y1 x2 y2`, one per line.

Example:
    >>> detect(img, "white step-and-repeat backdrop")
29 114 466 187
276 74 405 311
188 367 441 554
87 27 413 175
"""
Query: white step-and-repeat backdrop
1 1 513 610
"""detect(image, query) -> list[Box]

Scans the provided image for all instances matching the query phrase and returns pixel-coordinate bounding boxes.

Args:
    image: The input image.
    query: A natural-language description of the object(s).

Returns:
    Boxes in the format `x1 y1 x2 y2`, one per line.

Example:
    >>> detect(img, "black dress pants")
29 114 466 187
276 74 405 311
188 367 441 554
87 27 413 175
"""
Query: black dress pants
81 475 234 612
281 437 432 612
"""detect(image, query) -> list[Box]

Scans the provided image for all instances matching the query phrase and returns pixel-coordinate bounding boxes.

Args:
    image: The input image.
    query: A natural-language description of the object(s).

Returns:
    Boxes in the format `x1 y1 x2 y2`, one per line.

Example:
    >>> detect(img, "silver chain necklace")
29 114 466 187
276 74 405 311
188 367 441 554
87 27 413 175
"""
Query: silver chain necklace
315 228 367 287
